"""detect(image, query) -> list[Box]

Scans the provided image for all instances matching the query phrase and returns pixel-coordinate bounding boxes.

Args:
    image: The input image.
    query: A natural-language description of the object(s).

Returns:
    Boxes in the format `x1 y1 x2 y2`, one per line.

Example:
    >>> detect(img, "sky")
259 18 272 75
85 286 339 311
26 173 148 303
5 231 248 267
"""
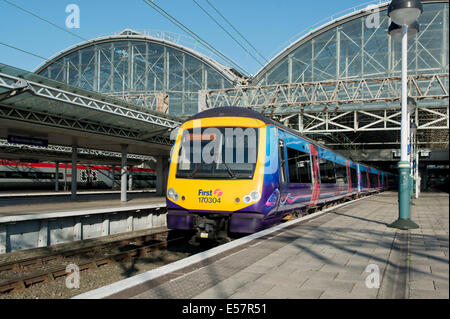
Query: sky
0 0 384 76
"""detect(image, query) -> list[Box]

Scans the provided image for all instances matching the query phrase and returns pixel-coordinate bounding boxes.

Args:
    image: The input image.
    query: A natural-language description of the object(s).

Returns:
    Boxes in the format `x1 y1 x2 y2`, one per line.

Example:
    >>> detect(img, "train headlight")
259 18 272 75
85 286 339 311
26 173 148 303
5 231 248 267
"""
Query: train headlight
250 190 261 201
168 188 179 201
242 190 261 204
243 195 252 204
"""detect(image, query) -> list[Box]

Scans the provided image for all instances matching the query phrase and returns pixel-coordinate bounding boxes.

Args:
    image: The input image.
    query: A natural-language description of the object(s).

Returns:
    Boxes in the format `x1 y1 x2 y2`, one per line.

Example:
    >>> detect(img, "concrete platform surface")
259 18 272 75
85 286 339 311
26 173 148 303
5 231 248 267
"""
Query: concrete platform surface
94 191 447 299
0 192 165 218
0 189 155 198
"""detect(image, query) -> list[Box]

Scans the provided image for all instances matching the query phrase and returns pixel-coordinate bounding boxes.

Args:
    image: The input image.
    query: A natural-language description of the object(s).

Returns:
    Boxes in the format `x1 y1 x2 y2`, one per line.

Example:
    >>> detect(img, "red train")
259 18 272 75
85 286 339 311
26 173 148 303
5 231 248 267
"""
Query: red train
0 160 156 190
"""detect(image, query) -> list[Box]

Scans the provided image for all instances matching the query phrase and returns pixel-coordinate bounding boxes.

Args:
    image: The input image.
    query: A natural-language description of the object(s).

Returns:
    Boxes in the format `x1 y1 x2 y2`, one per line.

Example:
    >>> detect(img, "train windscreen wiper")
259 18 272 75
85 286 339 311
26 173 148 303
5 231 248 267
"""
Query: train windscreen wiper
189 164 201 178
221 162 236 179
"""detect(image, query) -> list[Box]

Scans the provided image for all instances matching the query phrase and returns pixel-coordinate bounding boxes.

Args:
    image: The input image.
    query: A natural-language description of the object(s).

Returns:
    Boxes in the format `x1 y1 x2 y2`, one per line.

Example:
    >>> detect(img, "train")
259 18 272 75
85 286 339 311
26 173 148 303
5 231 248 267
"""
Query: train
0 160 156 190
166 107 395 243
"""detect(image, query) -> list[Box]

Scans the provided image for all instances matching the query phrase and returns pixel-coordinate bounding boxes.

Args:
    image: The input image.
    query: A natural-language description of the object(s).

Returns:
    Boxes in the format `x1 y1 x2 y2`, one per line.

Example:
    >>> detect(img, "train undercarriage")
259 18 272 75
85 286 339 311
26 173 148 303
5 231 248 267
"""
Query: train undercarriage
189 214 232 245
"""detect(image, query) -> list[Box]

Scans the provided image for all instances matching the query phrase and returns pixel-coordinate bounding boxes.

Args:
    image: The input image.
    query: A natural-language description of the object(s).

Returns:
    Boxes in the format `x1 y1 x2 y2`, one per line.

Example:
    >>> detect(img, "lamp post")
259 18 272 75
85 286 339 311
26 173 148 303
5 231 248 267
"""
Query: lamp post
407 97 418 200
410 120 419 199
387 0 422 230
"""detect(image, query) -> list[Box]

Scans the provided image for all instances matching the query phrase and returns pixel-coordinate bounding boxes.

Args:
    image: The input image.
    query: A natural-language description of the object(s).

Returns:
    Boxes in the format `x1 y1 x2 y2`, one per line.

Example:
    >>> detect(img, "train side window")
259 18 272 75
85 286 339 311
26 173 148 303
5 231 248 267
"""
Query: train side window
286 147 312 184
279 139 286 184
27 172 38 179
350 167 357 186
319 158 337 184
0 171 6 178
335 163 348 185
9 172 23 178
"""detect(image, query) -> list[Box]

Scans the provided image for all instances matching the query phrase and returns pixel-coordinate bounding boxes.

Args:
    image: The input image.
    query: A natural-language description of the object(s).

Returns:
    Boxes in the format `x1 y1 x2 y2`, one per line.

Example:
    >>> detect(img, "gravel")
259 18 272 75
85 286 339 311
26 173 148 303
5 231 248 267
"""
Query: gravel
0 230 212 299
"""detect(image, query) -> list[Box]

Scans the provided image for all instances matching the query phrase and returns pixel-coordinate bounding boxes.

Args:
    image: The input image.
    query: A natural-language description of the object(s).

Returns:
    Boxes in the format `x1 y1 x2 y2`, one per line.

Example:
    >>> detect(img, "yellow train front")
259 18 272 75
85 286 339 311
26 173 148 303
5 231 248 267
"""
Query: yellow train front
166 107 272 242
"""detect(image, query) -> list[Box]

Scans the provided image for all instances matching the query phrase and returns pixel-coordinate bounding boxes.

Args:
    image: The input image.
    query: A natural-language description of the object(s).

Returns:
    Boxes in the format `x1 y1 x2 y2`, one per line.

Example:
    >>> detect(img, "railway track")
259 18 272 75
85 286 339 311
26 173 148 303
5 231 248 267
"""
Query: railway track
0 230 187 294
0 195 368 297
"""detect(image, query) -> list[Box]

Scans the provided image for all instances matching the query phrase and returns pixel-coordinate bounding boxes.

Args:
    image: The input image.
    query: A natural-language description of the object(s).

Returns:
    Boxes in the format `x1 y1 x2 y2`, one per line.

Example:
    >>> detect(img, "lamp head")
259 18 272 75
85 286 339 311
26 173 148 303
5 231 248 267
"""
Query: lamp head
388 0 423 25
410 120 418 134
388 21 419 41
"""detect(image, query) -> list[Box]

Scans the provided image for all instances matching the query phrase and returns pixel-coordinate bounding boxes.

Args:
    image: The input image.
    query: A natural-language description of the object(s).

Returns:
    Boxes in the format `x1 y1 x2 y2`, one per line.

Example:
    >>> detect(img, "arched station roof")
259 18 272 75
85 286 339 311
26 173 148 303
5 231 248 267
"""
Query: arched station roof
253 0 448 85
35 29 241 116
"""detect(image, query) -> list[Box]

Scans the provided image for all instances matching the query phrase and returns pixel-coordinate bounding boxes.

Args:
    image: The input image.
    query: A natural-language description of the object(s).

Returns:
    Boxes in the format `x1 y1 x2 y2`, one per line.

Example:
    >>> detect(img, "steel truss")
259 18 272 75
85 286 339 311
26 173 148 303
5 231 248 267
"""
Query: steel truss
0 71 177 146
292 107 449 134
0 139 155 162
200 73 449 113
0 103 171 146
0 72 180 129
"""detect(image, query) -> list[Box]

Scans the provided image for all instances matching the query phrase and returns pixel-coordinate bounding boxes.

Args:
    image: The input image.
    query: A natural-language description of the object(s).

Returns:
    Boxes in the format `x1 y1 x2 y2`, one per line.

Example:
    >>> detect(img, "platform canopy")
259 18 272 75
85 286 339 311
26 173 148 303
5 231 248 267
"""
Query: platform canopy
0 63 182 160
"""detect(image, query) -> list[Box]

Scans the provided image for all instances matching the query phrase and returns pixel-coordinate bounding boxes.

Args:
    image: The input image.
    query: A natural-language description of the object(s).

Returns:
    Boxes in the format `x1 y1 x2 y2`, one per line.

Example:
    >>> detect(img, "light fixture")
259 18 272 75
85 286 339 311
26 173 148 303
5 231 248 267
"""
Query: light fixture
386 0 422 230
410 121 418 135
388 21 419 41
243 190 261 204
167 188 179 201
388 0 423 26
407 97 417 114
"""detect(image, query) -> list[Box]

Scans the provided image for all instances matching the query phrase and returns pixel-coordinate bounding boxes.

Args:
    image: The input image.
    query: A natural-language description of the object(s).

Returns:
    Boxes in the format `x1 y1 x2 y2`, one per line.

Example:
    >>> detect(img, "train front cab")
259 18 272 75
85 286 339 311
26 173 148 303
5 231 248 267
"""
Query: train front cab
166 116 271 240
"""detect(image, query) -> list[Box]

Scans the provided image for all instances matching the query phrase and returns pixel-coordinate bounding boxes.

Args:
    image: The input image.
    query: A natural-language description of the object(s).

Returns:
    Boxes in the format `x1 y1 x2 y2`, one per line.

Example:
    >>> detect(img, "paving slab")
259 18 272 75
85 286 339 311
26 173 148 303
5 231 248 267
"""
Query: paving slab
80 191 448 299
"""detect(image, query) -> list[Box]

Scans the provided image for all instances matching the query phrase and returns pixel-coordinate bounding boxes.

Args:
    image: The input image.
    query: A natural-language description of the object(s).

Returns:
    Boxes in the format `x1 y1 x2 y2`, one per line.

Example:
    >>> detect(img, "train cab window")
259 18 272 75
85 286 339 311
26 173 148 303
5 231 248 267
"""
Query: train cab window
350 167 357 186
176 126 259 179
286 147 312 184
335 163 348 185
279 140 287 184
319 158 337 184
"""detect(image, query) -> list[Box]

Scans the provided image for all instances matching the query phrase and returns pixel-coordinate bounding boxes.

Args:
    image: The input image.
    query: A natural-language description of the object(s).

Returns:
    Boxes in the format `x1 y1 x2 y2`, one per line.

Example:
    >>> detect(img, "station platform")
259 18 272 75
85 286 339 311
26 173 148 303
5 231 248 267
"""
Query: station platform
75 191 449 299
0 189 155 198
0 192 167 254
0 191 163 219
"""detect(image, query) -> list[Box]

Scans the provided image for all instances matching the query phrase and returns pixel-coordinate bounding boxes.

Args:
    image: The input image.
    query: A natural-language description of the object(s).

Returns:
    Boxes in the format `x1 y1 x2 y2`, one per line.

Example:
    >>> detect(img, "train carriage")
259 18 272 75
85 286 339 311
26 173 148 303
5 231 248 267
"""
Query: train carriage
0 161 156 190
166 107 392 242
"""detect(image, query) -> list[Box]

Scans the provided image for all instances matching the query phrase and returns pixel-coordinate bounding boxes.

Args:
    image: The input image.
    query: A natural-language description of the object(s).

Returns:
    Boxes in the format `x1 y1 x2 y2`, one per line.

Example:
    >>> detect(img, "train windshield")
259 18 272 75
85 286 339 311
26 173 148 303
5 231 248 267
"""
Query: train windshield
175 127 259 179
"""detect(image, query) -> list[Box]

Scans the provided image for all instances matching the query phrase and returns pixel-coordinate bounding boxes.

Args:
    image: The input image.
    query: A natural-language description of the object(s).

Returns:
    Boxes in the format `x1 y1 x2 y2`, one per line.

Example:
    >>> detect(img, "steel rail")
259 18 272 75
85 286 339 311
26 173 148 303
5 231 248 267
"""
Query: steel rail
0 230 186 294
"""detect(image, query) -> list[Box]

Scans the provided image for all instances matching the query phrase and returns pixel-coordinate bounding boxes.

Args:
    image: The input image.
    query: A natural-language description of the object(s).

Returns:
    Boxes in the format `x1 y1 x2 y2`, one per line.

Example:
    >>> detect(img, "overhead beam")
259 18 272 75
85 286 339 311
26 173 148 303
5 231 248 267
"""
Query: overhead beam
0 71 181 129
200 73 449 113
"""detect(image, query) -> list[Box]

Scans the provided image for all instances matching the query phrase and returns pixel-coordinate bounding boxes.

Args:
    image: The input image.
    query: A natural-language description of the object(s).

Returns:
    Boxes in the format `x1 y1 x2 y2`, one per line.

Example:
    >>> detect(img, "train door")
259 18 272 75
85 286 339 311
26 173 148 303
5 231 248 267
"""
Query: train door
346 160 351 195
278 137 288 210
378 171 381 190
80 168 98 188
357 164 362 193
86 168 93 188
309 144 320 207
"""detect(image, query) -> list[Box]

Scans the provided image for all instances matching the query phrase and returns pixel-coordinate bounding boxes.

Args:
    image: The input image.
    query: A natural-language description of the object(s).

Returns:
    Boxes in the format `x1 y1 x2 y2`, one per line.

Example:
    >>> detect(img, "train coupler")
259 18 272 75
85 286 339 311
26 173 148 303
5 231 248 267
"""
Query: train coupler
192 215 229 243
